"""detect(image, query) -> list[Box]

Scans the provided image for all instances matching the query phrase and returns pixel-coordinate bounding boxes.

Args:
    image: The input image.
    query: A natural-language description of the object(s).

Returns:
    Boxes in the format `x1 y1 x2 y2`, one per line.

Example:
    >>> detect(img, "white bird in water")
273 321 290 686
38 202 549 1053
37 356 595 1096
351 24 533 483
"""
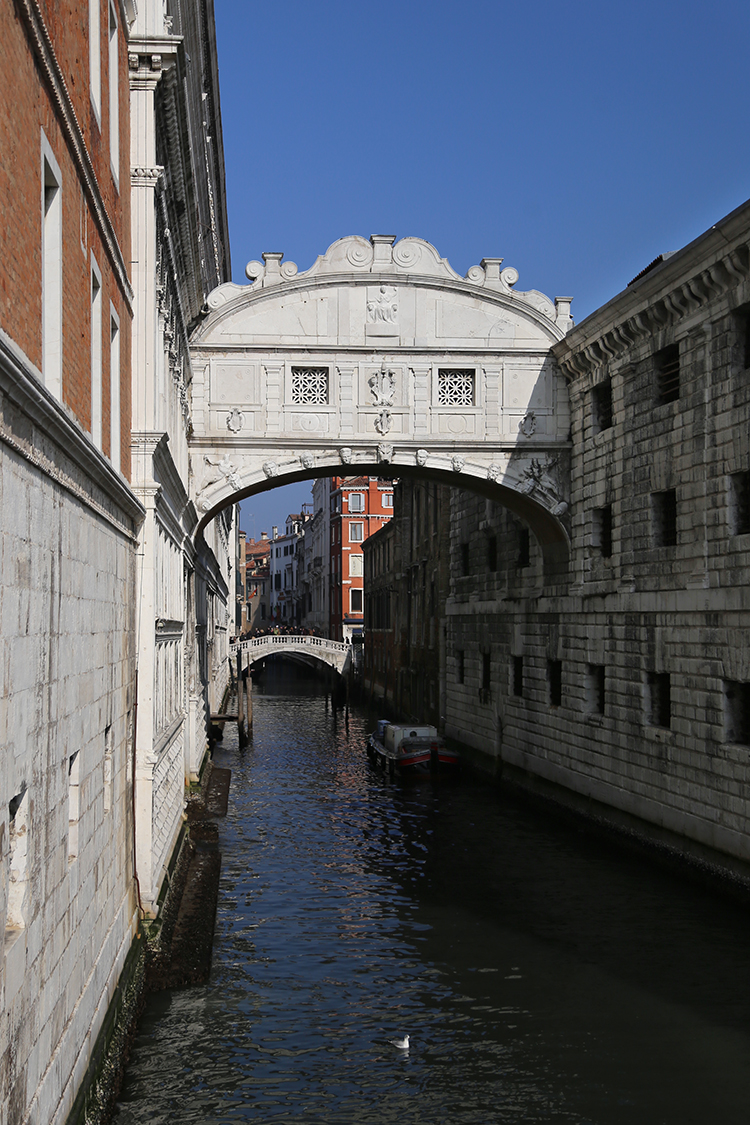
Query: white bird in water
389 1035 410 1050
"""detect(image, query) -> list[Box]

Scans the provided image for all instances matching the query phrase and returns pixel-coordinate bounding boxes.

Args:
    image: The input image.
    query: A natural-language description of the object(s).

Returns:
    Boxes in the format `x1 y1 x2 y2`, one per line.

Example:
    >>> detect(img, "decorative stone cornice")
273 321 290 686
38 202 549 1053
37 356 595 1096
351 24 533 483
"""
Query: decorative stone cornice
16 0 134 309
553 208 750 382
201 235 573 341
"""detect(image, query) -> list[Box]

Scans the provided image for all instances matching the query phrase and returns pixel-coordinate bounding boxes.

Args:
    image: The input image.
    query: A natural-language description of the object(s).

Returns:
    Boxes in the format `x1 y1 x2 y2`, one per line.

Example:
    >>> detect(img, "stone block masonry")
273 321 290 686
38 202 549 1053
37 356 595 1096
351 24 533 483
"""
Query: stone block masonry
0 328 143 1125
444 199 750 877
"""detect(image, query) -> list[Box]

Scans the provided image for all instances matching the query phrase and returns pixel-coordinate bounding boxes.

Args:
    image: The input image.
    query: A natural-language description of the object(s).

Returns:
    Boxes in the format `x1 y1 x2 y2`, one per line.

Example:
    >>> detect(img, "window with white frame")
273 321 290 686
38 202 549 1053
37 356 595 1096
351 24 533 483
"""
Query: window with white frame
108 1 119 185
42 135 62 398
382 492 393 508
438 368 474 406
291 366 328 404
89 0 101 122
349 522 364 542
91 256 103 449
348 492 365 513
349 554 363 577
110 307 120 470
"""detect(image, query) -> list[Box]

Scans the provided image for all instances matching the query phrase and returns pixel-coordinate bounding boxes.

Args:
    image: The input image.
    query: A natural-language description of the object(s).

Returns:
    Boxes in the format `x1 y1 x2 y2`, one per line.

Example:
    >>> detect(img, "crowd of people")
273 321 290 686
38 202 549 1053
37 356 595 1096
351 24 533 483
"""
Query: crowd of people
231 624 325 644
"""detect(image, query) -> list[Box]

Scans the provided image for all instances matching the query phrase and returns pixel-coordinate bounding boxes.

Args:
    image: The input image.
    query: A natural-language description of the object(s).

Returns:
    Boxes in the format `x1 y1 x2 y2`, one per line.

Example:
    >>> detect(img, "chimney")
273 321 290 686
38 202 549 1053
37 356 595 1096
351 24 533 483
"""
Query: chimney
272 526 278 539
261 531 268 540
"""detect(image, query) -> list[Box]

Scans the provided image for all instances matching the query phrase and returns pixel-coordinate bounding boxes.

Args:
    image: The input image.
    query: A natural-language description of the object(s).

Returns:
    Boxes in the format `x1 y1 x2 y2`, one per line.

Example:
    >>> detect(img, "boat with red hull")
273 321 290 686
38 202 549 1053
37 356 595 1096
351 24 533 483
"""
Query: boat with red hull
367 720 460 776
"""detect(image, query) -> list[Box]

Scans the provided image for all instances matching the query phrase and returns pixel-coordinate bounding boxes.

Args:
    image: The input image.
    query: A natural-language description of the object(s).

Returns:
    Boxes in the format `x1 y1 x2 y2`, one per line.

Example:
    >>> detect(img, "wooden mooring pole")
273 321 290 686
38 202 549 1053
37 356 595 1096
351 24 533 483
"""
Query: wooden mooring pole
237 649 249 748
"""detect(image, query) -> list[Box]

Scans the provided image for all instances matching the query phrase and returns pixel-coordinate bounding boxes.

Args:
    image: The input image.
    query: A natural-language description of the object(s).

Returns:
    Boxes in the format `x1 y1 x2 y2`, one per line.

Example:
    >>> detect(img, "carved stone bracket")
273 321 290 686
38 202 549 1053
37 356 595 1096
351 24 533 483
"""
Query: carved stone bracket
518 456 567 514
377 443 393 463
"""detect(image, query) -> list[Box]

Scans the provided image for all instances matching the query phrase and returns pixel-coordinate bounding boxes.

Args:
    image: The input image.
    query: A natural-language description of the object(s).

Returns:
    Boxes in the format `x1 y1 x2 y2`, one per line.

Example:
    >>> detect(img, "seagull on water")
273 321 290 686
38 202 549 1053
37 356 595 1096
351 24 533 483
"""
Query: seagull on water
389 1035 410 1050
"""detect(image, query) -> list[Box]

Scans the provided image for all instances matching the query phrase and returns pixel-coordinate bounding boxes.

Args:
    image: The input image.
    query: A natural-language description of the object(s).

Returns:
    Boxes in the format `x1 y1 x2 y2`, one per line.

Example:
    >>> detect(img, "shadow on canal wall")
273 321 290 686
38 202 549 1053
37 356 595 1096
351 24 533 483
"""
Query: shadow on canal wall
65 760 230 1125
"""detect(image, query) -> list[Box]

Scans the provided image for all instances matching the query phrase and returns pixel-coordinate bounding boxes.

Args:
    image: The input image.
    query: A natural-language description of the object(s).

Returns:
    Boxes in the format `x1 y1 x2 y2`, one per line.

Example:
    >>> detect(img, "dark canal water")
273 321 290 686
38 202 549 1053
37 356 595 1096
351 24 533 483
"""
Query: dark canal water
116 665 750 1123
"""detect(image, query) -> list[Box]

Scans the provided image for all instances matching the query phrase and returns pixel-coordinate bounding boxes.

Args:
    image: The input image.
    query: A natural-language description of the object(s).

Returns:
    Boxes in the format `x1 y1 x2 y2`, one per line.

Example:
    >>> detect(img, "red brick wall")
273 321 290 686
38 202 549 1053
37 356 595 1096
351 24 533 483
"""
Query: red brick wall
0 0 132 478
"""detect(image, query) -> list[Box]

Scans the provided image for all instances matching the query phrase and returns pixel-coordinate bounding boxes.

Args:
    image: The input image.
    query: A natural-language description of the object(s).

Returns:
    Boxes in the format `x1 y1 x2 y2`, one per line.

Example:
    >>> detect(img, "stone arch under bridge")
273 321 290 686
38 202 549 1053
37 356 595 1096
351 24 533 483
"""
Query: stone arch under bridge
189 235 574 567
231 634 352 676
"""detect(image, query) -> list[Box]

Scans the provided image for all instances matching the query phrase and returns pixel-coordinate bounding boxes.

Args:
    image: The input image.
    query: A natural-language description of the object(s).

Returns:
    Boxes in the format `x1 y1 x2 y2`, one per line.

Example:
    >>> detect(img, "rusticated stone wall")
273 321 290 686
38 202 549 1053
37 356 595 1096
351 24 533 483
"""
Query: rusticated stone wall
445 199 750 870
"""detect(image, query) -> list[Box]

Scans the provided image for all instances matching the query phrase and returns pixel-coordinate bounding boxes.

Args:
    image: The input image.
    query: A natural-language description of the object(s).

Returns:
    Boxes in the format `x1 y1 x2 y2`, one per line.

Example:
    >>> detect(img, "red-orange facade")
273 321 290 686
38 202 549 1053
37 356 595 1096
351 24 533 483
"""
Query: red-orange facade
329 476 394 641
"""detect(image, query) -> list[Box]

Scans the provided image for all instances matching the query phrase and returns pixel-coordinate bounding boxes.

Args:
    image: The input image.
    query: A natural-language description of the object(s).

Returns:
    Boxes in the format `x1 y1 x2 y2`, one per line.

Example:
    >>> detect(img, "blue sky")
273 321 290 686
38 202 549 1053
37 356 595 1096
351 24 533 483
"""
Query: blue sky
214 0 750 536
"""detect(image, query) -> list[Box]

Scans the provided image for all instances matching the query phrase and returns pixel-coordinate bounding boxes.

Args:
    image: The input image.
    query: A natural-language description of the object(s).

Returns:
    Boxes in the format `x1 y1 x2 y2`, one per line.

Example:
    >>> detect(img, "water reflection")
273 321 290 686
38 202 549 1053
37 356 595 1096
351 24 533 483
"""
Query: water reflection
116 664 750 1123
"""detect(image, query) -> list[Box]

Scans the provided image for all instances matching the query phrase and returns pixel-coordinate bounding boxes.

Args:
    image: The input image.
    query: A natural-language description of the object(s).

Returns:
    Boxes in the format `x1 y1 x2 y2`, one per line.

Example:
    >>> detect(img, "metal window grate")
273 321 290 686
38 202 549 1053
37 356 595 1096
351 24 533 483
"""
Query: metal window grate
592 379 613 431
587 664 605 714
438 368 474 406
595 505 613 558
291 366 328 405
652 489 677 547
725 680 750 744
648 671 671 728
655 345 680 404
482 652 491 692
513 656 524 697
518 526 530 568
731 471 750 535
548 660 562 707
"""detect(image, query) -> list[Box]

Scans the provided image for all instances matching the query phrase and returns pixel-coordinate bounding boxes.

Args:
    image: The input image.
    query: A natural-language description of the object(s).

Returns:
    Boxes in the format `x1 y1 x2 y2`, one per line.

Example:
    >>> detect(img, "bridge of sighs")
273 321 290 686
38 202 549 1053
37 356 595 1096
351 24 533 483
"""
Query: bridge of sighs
188 234 574 565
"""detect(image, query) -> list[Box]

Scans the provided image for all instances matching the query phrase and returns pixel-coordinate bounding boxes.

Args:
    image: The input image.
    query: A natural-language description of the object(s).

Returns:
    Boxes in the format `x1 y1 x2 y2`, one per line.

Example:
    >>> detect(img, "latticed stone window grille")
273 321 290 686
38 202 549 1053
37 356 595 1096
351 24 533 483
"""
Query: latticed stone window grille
291 367 329 405
438 368 474 406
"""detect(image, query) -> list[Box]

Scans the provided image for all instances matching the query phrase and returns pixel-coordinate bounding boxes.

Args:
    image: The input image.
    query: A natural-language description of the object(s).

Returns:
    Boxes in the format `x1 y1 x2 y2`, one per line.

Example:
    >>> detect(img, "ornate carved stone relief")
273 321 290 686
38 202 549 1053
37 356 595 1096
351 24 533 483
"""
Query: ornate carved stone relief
374 410 392 435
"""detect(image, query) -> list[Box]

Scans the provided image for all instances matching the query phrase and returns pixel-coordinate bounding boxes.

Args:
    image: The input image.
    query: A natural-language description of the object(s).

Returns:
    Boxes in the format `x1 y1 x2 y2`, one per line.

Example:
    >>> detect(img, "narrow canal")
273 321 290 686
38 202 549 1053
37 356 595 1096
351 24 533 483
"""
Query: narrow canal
116 665 750 1124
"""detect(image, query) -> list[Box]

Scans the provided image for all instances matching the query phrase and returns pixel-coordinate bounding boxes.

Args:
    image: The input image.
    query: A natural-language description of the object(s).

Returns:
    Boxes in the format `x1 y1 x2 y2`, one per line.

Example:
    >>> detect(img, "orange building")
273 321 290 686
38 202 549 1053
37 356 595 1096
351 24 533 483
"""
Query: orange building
329 476 394 641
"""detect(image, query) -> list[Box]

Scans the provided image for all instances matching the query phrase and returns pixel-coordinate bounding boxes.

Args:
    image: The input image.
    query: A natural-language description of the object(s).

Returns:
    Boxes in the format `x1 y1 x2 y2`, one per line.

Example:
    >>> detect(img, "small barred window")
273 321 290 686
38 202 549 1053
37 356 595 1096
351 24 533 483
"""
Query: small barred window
291 366 328 405
438 368 474 406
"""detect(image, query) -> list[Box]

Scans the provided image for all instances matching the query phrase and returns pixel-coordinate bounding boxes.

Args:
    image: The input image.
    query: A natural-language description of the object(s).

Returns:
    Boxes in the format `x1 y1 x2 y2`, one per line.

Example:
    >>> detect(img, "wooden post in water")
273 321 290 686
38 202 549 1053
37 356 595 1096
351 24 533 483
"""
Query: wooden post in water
237 649 248 747
246 663 253 731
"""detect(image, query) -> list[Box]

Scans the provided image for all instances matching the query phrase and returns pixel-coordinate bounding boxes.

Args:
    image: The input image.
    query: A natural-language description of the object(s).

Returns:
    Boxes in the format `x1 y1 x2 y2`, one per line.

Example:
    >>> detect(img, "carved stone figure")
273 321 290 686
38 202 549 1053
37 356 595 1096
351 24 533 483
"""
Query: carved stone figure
262 460 279 478
374 409 392 435
452 455 465 473
299 452 315 469
519 457 564 512
339 447 353 464
366 285 398 324
486 464 500 482
226 409 244 433
416 448 429 467
201 453 243 496
377 442 394 463
368 365 396 406
519 412 537 437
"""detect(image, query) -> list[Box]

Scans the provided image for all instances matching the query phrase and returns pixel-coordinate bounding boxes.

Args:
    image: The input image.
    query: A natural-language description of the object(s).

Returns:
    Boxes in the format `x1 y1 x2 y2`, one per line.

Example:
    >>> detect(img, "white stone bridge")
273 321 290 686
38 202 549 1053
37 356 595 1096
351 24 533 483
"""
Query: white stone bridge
230 633 352 675
188 235 574 570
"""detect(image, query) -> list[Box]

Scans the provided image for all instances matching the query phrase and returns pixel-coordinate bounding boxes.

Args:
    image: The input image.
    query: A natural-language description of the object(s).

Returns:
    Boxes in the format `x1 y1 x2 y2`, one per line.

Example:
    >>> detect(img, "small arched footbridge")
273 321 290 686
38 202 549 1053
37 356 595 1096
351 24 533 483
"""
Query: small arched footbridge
230 634 352 675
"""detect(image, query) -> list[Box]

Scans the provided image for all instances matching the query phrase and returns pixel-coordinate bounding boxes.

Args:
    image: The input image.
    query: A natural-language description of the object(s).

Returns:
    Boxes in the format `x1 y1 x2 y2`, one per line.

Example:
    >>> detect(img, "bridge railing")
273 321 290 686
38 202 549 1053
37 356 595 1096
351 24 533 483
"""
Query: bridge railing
229 634 350 657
